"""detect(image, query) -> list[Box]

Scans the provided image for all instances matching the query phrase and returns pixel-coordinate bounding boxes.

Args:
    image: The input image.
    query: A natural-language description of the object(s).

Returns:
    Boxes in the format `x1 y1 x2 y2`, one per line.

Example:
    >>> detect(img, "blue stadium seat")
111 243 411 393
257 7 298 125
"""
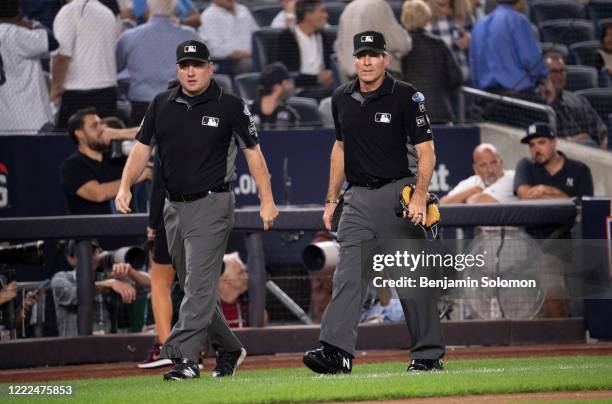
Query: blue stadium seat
287 97 322 127
598 17 612 36
588 0 612 26
565 65 598 92
234 72 261 102
539 19 595 47
531 0 586 25
324 2 345 26
574 88 612 123
251 28 284 72
252 5 282 27
570 40 603 67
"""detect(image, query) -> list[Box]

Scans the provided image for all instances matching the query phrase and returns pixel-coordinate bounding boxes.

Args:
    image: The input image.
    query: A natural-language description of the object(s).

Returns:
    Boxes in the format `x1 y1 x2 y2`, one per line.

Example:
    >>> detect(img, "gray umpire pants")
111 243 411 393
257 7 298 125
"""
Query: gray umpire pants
160 192 243 363
320 178 446 359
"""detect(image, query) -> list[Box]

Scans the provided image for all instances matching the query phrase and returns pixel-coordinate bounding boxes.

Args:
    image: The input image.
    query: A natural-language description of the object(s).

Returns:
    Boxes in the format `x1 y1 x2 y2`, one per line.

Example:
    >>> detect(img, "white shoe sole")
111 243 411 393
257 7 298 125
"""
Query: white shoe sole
234 348 247 374
211 348 247 377
138 358 174 369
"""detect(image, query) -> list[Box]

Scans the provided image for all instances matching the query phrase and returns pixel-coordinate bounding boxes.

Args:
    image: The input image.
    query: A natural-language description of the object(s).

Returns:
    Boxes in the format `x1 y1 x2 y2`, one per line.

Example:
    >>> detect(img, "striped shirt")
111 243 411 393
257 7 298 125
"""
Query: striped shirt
425 15 472 81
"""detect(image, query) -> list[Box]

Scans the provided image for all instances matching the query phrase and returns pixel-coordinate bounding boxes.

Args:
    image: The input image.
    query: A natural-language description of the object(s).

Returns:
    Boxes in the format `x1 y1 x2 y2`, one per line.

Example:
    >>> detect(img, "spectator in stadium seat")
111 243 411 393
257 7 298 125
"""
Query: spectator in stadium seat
514 122 593 199
274 0 334 101
51 240 150 337
542 53 608 149
400 0 463 124
250 62 300 129
116 0 200 125
271 0 297 29
335 0 411 80
199 0 258 76
425 0 473 81
597 22 612 78
51 0 120 129
441 143 516 204
60 108 151 215
0 0 58 134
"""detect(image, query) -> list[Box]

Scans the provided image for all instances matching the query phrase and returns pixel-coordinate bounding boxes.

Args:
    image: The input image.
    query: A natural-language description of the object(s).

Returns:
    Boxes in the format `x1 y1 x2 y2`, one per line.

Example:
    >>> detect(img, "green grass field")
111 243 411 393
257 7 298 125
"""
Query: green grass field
3 356 612 403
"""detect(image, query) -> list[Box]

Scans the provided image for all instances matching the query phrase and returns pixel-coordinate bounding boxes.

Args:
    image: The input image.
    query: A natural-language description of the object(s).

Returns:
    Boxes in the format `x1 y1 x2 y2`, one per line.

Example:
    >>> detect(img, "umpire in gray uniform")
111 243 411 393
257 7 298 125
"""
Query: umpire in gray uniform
303 31 445 374
116 40 278 381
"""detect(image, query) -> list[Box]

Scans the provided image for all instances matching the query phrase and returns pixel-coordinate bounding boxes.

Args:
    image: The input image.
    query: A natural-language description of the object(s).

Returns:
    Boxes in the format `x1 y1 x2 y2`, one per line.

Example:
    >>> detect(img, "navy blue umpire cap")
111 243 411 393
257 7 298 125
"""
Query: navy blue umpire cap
521 122 556 144
353 31 386 56
176 40 211 64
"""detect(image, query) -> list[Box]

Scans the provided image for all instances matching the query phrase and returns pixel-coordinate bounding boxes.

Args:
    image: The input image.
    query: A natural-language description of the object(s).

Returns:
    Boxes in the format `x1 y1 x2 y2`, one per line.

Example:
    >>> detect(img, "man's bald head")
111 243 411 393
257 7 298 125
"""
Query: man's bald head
472 143 504 186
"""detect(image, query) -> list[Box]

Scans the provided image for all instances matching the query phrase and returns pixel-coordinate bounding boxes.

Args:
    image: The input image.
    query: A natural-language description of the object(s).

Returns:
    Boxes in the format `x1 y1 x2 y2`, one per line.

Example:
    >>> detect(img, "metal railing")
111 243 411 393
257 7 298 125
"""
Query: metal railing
458 86 557 129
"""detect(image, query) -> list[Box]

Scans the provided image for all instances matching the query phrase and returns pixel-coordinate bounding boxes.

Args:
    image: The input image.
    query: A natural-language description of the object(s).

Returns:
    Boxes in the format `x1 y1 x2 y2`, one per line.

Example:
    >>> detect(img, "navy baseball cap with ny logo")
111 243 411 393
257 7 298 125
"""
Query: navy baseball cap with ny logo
353 31 387 56
176 40 211 64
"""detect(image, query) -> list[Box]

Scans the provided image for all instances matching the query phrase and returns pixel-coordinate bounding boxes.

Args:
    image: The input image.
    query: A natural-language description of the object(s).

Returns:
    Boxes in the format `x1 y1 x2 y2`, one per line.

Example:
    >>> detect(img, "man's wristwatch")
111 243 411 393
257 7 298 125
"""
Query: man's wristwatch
325 199 340 204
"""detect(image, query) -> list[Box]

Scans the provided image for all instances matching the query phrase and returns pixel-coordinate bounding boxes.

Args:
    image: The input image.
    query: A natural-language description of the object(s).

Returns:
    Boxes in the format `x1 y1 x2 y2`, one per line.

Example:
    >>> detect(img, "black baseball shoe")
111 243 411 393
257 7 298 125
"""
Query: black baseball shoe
212 348 247 377
407 358 444 372
163 358 200 381
303 344 352 374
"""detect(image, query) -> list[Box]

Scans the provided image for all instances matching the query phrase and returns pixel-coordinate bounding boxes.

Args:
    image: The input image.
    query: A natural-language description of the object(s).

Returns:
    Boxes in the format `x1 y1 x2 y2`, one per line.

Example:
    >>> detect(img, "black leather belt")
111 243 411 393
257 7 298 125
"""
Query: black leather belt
167 183 232 202
350 178 398 190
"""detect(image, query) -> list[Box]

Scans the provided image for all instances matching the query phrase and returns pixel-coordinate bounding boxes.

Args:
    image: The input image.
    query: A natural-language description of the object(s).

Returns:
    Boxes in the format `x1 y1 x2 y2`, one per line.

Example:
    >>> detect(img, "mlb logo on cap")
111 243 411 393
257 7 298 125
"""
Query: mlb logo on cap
353 31 386 56
176 40 211 63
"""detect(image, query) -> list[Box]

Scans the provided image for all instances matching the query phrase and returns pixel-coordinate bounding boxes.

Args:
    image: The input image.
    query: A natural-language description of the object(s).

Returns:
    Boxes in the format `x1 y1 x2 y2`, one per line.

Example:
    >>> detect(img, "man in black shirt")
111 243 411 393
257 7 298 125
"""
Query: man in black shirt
250 62 300 129
115 40 278 381
514 122 594 199
60 107 150 215
303 31 445 375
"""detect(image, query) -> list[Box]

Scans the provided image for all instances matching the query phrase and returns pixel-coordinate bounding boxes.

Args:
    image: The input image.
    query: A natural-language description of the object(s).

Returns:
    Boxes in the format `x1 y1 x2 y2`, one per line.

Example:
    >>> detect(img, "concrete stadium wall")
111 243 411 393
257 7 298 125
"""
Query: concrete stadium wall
479 123 612 197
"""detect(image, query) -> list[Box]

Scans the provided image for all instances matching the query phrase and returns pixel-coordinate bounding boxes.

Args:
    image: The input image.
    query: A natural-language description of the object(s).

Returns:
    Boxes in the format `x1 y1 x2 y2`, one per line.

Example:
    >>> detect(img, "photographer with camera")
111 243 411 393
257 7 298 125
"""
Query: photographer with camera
51 240 150 337
60 108 151 215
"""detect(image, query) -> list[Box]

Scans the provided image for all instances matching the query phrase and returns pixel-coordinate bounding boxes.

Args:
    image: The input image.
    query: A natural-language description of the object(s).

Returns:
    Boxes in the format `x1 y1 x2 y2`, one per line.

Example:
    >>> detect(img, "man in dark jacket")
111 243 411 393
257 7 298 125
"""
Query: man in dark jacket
273 0 334 101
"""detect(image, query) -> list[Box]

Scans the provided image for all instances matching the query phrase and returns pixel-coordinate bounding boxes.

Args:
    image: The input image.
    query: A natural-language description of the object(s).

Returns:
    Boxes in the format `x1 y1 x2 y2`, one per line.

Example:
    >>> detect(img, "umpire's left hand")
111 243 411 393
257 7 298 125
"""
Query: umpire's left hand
260 201 279 230
115 188 132 213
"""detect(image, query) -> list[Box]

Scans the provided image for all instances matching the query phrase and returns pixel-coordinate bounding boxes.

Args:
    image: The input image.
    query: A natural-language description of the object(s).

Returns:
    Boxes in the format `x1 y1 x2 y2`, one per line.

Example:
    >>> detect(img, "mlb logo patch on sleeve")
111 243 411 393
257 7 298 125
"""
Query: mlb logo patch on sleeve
375 113 392 123
202 116 219 127
416 115 426 127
